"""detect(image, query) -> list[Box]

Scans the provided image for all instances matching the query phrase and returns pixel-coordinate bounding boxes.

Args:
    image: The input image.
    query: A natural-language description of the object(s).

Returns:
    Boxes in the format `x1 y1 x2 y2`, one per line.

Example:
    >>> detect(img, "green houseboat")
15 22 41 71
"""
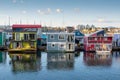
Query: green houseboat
0 31 7 49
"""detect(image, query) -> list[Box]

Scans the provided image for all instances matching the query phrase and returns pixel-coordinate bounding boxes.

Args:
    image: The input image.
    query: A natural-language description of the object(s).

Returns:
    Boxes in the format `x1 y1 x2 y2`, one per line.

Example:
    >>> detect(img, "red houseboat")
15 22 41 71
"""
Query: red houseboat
84 30 113 54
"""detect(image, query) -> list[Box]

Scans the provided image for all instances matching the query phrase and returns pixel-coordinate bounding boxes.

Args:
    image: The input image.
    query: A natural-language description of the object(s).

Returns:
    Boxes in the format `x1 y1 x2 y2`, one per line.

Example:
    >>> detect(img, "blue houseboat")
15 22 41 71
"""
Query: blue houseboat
47 32 75 52
73 30 84 44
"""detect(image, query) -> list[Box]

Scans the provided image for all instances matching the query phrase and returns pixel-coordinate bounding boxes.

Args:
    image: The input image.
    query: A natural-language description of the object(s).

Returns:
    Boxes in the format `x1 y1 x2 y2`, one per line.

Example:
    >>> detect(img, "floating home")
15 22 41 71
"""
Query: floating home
47 32 75 52
112 33 120 47
0 30 7 48
9 24 41 52
84 30 113 54
73 30 84 44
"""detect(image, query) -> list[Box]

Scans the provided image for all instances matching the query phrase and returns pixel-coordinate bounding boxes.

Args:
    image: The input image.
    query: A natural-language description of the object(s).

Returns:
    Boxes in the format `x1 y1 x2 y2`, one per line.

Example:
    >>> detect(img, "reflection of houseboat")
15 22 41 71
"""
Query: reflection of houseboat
84 30 113 54
9 24 41 52
47 53 74 70
9 53 41 72
47 32 75 52
0 52 6 64
83 53 112 66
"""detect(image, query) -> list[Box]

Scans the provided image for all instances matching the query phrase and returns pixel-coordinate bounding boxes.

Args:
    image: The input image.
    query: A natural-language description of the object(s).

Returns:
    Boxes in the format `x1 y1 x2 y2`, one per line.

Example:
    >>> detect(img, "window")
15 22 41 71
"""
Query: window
13 33 15 40
50 35 54 39
60 44 64 48
89 37 93 40
104 38 107 41
67 35 74 42
24 34 29 40
51 44 55 47
30 42 34 48
16 33 20 41
59 35 64 40
29 34 35 40
95 38 97 40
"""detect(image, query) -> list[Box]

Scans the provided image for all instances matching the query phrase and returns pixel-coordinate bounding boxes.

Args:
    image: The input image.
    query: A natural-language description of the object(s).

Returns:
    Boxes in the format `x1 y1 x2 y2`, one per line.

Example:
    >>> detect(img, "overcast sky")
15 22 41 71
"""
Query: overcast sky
0 0 120 27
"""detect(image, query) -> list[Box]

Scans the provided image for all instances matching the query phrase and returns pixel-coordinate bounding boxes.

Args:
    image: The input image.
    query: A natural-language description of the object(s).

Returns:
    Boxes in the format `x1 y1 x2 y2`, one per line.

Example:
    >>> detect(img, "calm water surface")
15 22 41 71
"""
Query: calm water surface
0 51 120 80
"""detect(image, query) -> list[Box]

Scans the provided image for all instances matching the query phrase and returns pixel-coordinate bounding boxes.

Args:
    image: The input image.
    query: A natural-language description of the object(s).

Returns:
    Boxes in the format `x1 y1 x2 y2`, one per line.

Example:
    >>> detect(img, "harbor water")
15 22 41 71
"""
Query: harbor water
0 51 120 80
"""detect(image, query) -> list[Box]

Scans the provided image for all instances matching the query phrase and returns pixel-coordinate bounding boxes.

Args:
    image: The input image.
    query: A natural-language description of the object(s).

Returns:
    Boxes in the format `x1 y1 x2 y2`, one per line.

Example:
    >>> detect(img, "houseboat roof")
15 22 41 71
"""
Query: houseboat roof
47 32 75 35
73 30 84 36
85 29 104 37
12 24 41 28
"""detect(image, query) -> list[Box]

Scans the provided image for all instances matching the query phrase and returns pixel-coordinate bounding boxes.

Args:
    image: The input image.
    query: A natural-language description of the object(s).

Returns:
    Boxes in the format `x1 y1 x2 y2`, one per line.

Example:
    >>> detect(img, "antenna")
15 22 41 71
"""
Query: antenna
8 16 10 26
34 20 36 24
20 19 22 24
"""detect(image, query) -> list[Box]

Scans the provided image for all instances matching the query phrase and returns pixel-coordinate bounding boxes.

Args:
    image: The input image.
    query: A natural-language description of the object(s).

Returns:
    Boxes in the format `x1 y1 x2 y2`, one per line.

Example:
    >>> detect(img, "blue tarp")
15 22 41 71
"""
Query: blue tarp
41 34 47 39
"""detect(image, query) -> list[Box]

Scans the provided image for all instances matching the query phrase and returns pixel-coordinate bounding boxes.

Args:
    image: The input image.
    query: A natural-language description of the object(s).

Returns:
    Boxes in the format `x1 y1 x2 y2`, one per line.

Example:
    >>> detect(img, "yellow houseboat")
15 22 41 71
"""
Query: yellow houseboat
9 24 41 52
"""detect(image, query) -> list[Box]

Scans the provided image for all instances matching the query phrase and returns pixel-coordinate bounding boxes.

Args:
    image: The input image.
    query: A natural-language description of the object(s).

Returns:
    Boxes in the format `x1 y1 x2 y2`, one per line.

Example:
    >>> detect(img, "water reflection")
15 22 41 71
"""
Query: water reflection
47 53 74 70
112 51 120 57
9 52 41 72
0 52 6 64
74 51 81 57
83 52 112 66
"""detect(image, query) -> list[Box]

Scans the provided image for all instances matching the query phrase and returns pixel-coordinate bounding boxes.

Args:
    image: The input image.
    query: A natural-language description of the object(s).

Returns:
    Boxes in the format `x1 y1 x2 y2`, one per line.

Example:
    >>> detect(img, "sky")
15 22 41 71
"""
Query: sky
0 0 120 27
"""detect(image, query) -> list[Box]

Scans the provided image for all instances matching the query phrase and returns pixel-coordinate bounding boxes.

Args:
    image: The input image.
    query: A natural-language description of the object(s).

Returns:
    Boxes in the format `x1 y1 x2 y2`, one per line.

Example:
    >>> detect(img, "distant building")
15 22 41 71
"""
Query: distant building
47 32 75 52
9 24 41 52
66 26 74 33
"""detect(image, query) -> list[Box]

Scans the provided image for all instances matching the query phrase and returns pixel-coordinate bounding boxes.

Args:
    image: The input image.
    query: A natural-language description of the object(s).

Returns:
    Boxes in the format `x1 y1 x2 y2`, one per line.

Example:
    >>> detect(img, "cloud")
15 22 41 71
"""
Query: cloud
97 18 120 23
20 0 24 3
22 10 27 14
56 8 63 13
12 0 24 4
12 0 17 3
74 8 80 13
0 15 9 17
37 8 52 15
98 18 104 22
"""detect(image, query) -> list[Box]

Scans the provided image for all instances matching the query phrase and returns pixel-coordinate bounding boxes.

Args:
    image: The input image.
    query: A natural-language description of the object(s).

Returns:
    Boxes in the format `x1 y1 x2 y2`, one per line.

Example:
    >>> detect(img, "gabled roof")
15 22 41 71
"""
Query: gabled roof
73 30 84 36
85 29 104 37
12 24 41 28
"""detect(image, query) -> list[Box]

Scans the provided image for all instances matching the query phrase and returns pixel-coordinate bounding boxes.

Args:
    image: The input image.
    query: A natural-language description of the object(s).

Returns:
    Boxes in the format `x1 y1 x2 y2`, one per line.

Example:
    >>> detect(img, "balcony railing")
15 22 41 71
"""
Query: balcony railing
88 40 112 43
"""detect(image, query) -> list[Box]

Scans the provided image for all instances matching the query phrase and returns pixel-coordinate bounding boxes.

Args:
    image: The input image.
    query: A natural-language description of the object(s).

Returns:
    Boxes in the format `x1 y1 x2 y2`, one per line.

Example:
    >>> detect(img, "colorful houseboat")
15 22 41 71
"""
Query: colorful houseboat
0 31 6 48
73 30 84 44
84 30 113 54
47 32 75 52
9 24 41 52
112 33 120 47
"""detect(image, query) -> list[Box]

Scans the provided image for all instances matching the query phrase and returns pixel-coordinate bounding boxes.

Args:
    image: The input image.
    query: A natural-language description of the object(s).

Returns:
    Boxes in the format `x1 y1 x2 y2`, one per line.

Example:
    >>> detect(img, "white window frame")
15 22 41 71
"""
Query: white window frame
51 43 55 48
59 44 64 48
104 38 108 41
58 34 65 40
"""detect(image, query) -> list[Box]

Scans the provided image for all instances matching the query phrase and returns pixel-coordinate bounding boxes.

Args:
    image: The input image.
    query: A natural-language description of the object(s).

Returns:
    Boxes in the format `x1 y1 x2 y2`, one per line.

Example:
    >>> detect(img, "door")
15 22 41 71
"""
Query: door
66 43 74 51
